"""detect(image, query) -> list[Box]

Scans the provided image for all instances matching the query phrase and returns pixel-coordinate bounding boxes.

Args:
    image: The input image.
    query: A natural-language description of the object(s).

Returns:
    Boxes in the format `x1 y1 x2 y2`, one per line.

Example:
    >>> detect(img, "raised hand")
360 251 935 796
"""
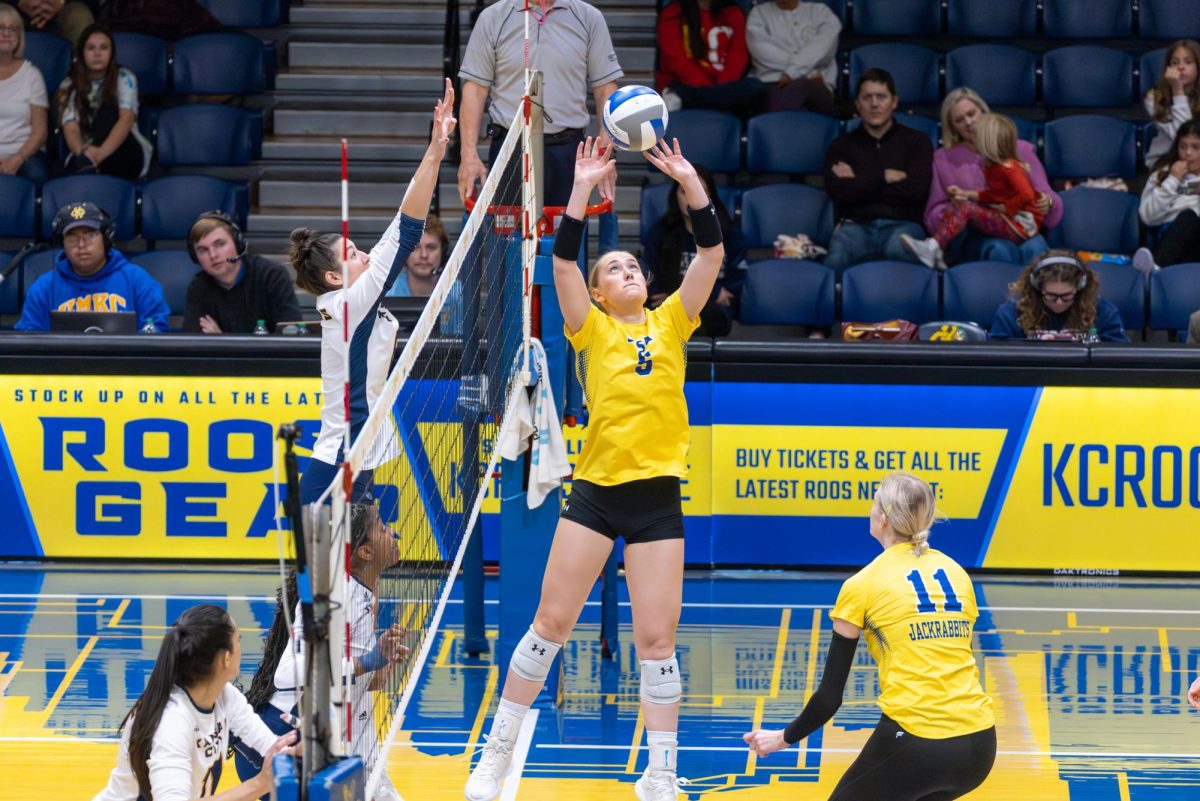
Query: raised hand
572 136 616 190
643 138 697 185
431 78 457 149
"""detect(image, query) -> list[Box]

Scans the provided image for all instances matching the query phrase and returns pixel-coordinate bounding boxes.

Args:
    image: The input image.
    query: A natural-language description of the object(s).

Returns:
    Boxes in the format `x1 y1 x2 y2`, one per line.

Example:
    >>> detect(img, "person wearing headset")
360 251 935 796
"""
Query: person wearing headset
988 250 1129 342
183 210 301 334
384 213 463 336
15 201 169 331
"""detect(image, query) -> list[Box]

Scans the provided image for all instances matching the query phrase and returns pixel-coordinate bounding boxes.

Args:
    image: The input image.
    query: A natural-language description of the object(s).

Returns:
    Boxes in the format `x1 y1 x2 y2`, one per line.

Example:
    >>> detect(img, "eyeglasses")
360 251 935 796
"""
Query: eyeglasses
1042 290 1076 304
0 25 21 35
64 229 102 246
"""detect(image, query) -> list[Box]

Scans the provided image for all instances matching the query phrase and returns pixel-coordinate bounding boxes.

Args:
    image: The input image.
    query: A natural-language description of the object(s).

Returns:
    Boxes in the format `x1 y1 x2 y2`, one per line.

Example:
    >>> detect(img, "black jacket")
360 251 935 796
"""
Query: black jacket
823 121 933 225
183 254 301 334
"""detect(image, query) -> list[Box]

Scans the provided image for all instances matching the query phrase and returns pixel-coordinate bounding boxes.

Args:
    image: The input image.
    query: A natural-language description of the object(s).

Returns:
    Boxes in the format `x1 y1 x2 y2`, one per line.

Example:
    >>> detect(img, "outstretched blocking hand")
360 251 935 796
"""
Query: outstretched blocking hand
430 78 457 151
643 138 697 186
572 136 616 191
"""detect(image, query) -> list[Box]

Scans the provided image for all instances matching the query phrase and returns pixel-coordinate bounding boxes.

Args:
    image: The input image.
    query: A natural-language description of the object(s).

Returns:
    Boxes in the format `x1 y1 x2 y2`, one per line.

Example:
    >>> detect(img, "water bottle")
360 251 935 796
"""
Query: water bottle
1085 327 1099 344
253 319 269 336
296 322 308 336
140 317 158 334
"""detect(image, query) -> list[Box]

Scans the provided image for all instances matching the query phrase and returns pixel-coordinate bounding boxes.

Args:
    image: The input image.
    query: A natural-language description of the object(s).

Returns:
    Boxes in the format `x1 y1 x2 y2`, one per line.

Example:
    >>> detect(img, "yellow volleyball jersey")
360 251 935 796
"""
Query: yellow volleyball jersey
566 292 699 485
831 543 995 738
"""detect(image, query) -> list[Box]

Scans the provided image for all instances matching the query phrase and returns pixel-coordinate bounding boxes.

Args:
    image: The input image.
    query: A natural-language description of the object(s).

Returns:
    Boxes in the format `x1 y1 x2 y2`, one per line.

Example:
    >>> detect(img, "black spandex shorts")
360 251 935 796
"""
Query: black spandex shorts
560 476 684 544
828 714 996 801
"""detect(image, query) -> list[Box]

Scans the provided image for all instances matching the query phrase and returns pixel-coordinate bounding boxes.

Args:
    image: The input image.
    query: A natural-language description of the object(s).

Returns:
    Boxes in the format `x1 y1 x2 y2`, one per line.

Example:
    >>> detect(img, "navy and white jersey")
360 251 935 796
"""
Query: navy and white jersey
93 684 276 801
311 211 426 469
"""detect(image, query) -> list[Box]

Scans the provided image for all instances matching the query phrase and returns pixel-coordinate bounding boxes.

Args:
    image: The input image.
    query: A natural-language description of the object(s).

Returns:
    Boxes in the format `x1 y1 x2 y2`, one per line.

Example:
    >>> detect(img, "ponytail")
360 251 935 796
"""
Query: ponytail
121 604 235 801
245 573 300 710
877 472 944 557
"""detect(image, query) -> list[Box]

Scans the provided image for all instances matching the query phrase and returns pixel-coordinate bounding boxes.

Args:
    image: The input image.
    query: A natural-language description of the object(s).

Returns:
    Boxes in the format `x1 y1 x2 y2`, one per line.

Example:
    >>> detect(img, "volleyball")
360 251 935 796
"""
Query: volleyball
602 85 669 152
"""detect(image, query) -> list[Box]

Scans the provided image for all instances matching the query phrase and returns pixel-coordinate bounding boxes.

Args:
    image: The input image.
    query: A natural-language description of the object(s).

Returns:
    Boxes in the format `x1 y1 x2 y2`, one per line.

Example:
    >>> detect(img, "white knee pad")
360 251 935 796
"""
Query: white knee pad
510 627 562 682
640 654 681 705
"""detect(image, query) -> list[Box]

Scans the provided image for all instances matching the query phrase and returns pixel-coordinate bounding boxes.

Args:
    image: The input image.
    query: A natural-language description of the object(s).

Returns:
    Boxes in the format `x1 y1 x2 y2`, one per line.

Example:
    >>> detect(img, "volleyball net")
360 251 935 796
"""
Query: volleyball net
305 77 544 799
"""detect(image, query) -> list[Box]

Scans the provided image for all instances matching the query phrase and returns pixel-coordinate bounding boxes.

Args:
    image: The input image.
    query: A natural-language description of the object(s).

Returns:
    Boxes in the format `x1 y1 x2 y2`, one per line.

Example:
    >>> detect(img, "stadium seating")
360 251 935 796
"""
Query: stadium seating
1091 262 1145 331
852 0 940 36
1049 188 1140 254
841 261 940 324
1042 116 1138 181
199 0 285 27
739 259 836 326
747 112 840 175
141 176 246 242
1043 0 1133 38
173 32 268 95
135 251 196 318
1139 0 1200 40
40 176 138 241
1010 116 1040 147
942 261 1025 330
1139 48 1167 100
848 44 941 105
0 251 18 317
156 105 259 167
1149 264 1200 339
23 31 71 95
113 32 169 96
945 46 1037 108
0 176 36 239
740 184 834 250
1042 46 1135 109
21 250 58 290
660 110 741 174
946 0 1037 37
846 114 940 148
639 183 742 247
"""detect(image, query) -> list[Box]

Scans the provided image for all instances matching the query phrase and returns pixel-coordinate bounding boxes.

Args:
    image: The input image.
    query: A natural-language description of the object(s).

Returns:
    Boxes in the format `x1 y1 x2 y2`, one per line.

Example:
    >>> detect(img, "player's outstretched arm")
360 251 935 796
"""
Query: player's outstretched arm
644 138 725 321
1189 676 1200 710
555 136 616 334
401 78 457 220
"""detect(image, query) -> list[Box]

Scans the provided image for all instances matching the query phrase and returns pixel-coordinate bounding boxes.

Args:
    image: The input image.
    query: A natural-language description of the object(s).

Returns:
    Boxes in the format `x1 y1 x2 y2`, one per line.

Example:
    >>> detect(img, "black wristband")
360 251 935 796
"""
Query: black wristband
688 201 723 249
553 213 585 261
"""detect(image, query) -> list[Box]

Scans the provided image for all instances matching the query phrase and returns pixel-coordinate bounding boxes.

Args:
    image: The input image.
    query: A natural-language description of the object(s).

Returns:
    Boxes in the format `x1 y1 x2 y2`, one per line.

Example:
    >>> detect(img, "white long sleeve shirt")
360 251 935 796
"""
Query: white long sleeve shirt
1143 91 1196 168
1139 169 1200 226
745 1 841 88
93 685 277 801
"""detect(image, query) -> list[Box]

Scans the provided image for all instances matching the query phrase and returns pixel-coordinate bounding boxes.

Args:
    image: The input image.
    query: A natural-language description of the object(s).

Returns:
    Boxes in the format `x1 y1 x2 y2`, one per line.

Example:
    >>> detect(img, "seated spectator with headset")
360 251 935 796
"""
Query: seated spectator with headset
16 201 169 331
183 211 301 334
988 250 1128 343
384 213 463 335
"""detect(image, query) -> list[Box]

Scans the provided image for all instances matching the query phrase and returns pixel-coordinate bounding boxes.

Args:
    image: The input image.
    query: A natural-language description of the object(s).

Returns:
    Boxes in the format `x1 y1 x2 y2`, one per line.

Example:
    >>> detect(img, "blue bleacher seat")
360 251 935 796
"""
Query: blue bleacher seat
740 184 834 250
852 0 940 36
639 183 743 247
842 261 940 324
1043 116 1137 181
945 46 1037 108
173 32 267 95
1043 0 1133 38
943 261 1025 330
156 104 257 166
1091 262 1145 330
1048 188 1140 254
113 32 169 96
21 249 58 292
40 176 138 241
0 176 36 239
1149 263 1200 338
1042 47 1135 109
1010 115 1040 148
849 44 941 105
1140 0 1200 40
747 112 840 175
739 259 836 326
946 0 1037 37
846 114 940 148
0 251 19 316
141 176 246 242
1141 121 1163 167
1139 48 1168 100
134 251 196 318
198 0 284 27
23 31 71 95
660 110 741 174
816 0 847 22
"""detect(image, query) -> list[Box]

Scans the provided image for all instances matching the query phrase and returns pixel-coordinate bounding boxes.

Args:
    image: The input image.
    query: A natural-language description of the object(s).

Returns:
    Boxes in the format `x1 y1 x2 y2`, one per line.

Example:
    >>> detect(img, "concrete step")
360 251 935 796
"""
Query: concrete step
289 5 469 27
288 40 655 73
275 70 441 94
261 136 430 162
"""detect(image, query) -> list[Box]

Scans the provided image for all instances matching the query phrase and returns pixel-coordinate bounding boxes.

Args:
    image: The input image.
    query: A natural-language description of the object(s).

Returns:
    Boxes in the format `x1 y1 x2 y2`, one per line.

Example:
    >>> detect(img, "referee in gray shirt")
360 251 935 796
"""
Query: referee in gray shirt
458 0 623 207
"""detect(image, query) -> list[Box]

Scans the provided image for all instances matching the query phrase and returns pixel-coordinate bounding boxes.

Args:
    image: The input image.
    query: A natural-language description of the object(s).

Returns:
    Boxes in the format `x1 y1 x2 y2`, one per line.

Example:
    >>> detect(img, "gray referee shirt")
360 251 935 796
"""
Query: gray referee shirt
459 0 623 134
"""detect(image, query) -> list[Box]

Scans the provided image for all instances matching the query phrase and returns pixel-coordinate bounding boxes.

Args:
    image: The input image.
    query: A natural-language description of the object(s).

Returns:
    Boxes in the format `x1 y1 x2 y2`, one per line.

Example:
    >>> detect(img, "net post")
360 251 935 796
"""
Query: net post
301 501 338 781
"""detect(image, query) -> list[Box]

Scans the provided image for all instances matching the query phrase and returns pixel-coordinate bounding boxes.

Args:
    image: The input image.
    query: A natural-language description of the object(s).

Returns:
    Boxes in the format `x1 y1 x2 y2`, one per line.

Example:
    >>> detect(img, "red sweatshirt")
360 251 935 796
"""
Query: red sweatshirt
979 158 1045 237
656 3 750 89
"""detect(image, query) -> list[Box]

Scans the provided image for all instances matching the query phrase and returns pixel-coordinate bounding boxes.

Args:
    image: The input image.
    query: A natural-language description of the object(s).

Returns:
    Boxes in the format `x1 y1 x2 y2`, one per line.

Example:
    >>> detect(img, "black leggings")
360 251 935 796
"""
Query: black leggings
828 715 996 801
1153 209 1200 267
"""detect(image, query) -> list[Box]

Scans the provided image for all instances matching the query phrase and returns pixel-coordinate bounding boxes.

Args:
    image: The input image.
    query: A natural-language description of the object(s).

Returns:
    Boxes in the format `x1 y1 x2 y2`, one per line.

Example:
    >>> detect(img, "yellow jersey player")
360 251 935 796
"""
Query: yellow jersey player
465 136 724 801
744 472 996 800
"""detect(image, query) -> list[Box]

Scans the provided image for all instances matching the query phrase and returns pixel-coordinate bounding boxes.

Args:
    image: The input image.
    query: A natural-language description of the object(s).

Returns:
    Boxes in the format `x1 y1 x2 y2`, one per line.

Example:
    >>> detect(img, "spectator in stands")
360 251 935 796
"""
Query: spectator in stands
0 4 47 183
384 213 463 334
656 0 765 117
644 164 746 337
745 0 838 115
1143 40 1199 170
903 114 1045 271
55 25 151 179
1188 310 1200 344
458 0 622 207
989 250 1128 342
1133 120 1200 277
926 87 1059 266
823 69 931 271
5 0 94 46
16 201 169 332
184 211 301 335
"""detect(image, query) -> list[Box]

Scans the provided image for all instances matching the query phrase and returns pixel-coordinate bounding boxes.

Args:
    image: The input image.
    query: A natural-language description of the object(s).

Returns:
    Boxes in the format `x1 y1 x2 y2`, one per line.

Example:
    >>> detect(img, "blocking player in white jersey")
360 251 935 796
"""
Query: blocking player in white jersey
93 604 297 801
292 79 457 505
